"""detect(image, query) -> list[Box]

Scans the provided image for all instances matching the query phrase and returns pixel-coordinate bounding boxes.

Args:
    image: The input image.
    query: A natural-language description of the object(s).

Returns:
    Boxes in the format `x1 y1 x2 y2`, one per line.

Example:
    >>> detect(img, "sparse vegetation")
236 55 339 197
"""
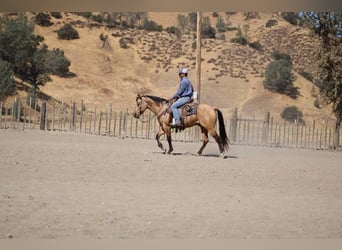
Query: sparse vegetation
35 12 53 27
50 12 62 19
265 19 278 28
249 41 263 51
271 51 292 63
280 12 302 25
57 23 79 40
119 38 128 48
281 106 305 124
141 18 163 32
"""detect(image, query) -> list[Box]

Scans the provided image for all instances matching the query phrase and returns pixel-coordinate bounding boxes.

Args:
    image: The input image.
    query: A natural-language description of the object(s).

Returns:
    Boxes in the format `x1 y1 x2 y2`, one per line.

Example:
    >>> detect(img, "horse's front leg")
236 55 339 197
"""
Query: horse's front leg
156 127 166 153
165 128 173 154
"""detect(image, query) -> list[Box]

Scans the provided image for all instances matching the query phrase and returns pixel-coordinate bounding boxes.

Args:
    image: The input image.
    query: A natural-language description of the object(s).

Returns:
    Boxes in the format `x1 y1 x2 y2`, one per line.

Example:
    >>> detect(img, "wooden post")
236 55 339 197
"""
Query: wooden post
63 103 66 131
0 101 3 128
113 112 117 136
72 102 77 131
40 102 46 130
80 100 84 132
84 107 88 133
262 112 270 146
194 11 202 142
98 111 102 135
16 99 21 128
51 101 55 131
4 105 8 129
28 97 32 128
231 108 238 142
93 106 97 134
119 111 122 138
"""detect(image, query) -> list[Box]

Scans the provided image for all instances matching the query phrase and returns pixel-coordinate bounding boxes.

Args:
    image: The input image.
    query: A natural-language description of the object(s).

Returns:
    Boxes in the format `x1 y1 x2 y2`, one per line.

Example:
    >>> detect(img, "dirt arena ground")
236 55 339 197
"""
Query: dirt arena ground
1 129 342 239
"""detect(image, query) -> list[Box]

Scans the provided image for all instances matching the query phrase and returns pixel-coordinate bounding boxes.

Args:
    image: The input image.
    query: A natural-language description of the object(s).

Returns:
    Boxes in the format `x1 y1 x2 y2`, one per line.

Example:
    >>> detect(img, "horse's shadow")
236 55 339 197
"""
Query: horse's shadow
153 151 238 159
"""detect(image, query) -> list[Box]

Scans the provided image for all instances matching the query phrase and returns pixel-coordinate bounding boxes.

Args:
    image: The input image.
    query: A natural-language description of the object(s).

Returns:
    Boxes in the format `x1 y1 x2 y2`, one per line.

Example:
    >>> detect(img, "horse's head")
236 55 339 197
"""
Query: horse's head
133 94 148 119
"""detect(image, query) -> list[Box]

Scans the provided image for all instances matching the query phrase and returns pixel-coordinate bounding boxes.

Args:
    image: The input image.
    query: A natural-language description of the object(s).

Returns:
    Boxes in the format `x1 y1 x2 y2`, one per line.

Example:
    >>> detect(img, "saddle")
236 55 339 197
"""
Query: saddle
166 99 199 124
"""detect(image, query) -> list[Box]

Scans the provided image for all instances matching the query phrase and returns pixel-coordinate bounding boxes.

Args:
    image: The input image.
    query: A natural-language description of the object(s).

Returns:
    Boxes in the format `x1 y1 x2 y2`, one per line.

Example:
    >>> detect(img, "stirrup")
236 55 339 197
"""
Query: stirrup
170 120 181 127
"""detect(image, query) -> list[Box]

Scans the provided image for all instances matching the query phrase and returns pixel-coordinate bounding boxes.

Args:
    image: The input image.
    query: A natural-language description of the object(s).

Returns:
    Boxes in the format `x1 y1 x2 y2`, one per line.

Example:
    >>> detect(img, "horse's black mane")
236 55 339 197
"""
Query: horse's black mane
144 95 168 104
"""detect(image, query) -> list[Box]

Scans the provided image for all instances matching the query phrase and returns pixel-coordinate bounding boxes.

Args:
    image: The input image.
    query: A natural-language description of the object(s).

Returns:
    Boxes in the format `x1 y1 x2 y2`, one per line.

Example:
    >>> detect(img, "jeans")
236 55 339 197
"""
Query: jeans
171 96 190 122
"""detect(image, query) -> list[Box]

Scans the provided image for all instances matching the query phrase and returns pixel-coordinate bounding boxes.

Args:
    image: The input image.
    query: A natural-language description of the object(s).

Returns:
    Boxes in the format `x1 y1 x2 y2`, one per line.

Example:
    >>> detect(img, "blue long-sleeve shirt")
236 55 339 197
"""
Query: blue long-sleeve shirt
172 77 194 99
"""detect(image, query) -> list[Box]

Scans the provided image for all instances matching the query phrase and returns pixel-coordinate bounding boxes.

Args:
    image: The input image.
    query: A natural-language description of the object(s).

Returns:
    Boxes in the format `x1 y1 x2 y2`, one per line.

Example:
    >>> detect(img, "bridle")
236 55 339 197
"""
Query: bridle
135 95 169 123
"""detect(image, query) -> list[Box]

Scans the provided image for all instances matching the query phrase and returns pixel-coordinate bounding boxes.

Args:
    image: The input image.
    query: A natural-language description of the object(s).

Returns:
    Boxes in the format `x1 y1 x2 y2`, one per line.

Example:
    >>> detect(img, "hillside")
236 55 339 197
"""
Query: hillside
12 12 335 124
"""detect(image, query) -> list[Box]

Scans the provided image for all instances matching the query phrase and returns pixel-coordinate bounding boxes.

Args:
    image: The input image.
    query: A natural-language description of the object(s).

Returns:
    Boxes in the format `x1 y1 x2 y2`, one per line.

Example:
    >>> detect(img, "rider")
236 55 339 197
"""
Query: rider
169 68 194 127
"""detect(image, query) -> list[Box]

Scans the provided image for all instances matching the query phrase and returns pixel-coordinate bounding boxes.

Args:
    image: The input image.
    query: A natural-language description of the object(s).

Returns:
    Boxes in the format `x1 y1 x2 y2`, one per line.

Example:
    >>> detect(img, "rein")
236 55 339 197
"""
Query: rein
138 95 169 122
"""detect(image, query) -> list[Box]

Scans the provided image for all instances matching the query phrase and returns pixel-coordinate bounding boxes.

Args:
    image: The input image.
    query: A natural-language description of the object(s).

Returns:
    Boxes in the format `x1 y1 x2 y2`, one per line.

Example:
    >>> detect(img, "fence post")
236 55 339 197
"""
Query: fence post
84 107 88 133
40 101 46 130
0 101 2 128
51 101 55 131
80 100 83 133
262 112 270 146
230 108 238 143
98 111 102 135
93 106 97 134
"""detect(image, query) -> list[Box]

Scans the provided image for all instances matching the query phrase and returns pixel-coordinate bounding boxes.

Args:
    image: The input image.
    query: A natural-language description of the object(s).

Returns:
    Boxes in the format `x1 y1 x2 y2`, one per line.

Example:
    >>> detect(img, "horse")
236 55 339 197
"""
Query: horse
133 94 230 158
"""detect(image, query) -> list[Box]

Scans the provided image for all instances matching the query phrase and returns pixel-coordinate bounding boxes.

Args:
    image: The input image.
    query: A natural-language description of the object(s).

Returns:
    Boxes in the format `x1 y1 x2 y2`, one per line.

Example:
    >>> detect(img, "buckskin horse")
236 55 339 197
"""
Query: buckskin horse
133 94 230 158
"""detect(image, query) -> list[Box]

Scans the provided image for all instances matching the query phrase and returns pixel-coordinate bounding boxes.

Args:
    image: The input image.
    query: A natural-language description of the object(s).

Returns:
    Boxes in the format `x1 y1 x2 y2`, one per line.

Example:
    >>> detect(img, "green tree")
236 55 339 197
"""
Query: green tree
263 59 298 98
0 15 43 82
177 14 190 34
201 16 216 38
302 12 342 148
216 15 226 33
0 14 71 89
0 59 16 101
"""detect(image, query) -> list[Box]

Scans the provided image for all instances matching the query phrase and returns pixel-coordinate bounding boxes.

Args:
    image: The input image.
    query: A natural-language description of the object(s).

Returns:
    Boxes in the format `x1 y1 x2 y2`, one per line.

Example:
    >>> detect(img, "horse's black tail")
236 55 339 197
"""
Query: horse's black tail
215 108 230 151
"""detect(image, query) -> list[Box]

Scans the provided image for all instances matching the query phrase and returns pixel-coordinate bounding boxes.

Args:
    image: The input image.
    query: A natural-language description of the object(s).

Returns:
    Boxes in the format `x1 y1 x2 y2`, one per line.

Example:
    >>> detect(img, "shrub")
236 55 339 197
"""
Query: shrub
265 19 278 28
231 36 248 45
299 71 314 82
271 51 292 63
281 12 301 25
281 106 304 124
263 59 298 98
50 12 62 19
74 12 92 19
91 14 104 23
249 41 263 51
165 26 181 36
141 18 163 32
57 23 79 40
35 12 53 27
119 38 128 49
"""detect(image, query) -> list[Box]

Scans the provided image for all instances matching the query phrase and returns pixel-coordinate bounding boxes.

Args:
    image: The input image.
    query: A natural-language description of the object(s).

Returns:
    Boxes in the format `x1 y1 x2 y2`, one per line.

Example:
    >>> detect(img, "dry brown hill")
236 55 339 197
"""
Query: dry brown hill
14 12 335 124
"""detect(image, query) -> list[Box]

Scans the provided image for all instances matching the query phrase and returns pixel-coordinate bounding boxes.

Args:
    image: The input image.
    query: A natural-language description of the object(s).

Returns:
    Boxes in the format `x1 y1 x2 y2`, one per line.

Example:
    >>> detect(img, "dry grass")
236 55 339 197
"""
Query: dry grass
9 12 334 125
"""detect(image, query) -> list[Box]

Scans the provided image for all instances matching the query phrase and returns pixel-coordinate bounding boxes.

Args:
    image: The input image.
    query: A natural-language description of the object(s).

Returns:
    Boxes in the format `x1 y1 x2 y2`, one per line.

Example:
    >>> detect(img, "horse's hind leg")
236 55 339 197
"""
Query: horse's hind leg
197 126 209 155
209 128 225 157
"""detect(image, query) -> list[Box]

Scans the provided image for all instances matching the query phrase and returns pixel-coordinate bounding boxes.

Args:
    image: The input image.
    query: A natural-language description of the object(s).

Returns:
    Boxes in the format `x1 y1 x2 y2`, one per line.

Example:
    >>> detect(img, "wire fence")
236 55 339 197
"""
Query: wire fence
1 98 341 150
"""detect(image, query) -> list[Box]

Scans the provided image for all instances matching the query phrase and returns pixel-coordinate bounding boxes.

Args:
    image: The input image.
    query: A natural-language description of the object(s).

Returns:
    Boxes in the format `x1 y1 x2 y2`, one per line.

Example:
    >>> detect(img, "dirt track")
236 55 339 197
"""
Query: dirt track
1 129 342 238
